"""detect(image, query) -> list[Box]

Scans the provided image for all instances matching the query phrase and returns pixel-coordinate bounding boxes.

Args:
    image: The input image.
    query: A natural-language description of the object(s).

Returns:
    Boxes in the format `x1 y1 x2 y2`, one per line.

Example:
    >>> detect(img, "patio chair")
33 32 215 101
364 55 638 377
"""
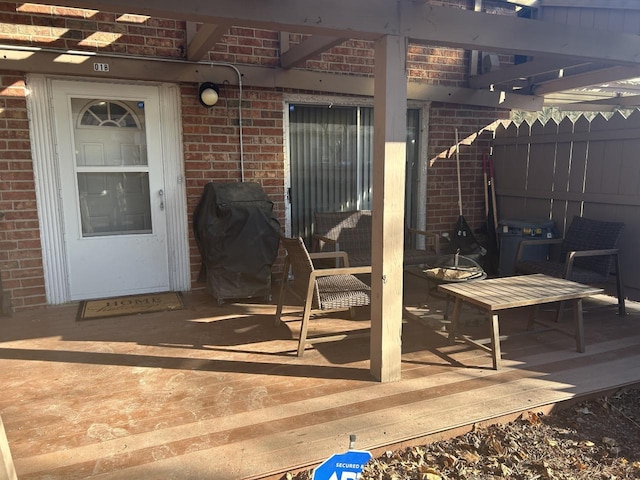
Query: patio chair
274 236 372 357
515 216 625 318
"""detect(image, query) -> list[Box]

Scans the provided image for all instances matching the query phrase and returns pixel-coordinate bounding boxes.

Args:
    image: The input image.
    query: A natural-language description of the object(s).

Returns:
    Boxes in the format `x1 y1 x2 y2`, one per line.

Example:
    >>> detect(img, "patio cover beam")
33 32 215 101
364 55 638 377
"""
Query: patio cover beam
0 46 543 110
280 35 346 69
469 58 584 89
186 23 231 62
29 0 640 68
534 66 640 95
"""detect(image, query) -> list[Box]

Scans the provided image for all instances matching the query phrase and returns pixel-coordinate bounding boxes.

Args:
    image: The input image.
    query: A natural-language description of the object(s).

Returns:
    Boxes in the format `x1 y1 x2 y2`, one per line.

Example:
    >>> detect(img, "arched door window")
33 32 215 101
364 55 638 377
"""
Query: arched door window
72 98 151 235
78 100 141 129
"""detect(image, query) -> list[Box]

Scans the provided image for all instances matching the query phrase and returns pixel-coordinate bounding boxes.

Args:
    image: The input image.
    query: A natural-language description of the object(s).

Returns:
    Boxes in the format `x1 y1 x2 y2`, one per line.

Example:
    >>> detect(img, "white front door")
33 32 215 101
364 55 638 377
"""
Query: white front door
52 80 170 300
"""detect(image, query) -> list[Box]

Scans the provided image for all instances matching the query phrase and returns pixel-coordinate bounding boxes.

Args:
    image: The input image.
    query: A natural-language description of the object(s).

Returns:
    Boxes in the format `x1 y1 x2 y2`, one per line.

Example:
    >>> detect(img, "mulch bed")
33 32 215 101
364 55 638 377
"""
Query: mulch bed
281 386 640 479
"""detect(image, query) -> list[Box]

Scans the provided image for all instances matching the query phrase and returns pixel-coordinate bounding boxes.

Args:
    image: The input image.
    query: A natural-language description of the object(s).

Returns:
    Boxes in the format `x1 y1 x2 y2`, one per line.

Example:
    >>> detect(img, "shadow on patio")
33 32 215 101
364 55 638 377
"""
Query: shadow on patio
1 273 639 479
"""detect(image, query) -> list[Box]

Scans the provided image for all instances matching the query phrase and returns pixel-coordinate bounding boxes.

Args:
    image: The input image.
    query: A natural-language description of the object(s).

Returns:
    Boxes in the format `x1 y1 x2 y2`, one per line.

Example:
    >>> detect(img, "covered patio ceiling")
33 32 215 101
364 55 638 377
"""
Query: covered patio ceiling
4 0 640 111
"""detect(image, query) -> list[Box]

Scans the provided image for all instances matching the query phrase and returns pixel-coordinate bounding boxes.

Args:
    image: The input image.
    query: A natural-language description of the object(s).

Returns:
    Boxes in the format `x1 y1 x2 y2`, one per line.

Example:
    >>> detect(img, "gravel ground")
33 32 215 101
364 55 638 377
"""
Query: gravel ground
281 386 640 480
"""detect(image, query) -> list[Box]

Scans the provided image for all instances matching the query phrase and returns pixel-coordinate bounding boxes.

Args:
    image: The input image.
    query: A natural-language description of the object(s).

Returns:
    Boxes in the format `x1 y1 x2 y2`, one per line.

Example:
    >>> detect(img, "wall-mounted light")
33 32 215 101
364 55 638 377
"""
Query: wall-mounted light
198 82 220 107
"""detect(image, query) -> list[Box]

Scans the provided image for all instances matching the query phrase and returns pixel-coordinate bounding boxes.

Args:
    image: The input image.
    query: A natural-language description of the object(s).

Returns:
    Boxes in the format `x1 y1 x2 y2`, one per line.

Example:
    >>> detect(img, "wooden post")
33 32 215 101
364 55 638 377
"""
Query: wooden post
0 416 17 480
370 35 407 383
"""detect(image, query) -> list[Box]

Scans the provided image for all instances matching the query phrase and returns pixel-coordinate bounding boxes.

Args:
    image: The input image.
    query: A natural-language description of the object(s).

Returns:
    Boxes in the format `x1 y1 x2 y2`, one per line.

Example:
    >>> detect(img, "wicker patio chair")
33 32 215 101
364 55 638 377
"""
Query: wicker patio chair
274 236 372 357
515 216 625 318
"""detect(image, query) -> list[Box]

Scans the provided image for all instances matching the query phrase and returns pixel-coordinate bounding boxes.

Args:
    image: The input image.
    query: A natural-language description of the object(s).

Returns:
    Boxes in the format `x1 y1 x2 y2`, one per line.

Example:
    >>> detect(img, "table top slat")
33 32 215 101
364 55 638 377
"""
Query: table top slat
438 274 603 311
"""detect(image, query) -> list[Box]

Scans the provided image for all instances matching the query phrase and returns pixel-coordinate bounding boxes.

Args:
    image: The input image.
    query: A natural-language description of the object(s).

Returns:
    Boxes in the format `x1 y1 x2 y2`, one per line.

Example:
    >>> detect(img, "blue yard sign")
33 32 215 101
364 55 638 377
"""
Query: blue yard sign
312 450 373 480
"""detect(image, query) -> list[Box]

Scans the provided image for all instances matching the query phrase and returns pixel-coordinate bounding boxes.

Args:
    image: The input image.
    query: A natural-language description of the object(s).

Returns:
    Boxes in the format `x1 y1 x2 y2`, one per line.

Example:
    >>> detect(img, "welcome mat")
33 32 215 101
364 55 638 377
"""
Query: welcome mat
77 292 183 320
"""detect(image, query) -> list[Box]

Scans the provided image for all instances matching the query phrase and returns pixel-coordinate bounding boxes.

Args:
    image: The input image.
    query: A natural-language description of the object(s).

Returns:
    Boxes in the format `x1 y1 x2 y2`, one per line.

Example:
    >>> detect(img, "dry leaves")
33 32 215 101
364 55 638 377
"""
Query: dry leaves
282 387 639 480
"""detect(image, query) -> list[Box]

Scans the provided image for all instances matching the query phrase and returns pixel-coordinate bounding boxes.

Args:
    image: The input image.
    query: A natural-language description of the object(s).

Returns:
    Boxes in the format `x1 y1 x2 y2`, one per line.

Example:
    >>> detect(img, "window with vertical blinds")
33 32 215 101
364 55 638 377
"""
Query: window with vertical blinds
288 104 419 247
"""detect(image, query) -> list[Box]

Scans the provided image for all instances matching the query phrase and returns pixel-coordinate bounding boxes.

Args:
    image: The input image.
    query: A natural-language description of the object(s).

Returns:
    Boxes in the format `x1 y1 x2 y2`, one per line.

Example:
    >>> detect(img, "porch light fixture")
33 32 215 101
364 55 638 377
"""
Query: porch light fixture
198 82 220 107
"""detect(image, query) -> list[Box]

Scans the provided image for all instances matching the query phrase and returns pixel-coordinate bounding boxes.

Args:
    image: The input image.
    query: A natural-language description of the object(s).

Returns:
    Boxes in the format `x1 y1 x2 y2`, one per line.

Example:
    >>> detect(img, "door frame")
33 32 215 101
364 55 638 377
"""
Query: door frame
27 75 191 304
282 93 430 239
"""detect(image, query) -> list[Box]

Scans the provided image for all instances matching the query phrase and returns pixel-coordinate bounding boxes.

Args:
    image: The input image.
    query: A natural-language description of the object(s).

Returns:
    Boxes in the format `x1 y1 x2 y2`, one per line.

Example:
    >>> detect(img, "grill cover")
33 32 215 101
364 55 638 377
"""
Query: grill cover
193 182 280 302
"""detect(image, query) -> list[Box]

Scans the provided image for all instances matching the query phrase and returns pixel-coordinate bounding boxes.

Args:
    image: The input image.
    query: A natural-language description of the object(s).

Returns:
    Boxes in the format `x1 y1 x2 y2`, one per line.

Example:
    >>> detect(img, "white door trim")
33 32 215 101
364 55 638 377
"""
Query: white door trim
158 83 191 293
26 75 190 304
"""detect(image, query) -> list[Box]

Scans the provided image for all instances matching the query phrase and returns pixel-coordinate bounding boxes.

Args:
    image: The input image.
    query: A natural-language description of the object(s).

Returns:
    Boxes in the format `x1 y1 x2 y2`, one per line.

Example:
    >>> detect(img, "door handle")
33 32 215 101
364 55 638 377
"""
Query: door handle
159 189 165 211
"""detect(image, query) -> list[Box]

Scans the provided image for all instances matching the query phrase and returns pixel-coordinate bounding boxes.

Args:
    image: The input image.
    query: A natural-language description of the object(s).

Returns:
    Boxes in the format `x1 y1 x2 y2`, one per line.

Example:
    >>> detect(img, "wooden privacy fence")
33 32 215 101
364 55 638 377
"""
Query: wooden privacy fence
491 111 640 298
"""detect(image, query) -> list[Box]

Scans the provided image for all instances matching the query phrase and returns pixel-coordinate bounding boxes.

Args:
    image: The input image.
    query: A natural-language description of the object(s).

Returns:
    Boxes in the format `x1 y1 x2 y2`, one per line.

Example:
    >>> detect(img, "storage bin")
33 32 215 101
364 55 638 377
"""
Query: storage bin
498 218 556 276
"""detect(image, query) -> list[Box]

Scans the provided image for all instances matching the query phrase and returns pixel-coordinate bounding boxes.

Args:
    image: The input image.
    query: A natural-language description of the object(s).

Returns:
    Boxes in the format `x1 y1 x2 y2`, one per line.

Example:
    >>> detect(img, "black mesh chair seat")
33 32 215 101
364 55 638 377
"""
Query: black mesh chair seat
516 260 609 284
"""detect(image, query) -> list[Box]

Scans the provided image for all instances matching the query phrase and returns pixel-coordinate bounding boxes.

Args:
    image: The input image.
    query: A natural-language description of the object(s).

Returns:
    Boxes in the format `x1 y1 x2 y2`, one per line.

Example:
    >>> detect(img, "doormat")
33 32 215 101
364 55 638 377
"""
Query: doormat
77 292 183 321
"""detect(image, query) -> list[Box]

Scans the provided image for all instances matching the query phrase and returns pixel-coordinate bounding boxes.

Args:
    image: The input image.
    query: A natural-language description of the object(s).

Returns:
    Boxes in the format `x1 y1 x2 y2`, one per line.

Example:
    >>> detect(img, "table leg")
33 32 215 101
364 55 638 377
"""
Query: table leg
573 298 585 353
444 295 450 320
526 305 539 330
489 313 501 370
448 297 463 345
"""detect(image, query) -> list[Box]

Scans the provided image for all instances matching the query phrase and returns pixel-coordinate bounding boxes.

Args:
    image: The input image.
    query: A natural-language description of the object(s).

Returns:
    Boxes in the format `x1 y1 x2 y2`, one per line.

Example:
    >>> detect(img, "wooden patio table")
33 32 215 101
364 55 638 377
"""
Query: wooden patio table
438 273 603 370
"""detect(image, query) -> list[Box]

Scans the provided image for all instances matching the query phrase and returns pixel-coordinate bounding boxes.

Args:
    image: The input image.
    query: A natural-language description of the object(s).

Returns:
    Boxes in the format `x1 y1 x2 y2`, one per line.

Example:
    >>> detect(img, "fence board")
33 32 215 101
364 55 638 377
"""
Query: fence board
567 116 590 225
594 8 610 29
619 111 640 196
622 11 640 34
579 8 595 28
565 7 581 26
608 9 626 31
551 117 574 223
494 122 526 219
600 114 626 195
526 120 556 217
552 6 569 25
584 115 608 196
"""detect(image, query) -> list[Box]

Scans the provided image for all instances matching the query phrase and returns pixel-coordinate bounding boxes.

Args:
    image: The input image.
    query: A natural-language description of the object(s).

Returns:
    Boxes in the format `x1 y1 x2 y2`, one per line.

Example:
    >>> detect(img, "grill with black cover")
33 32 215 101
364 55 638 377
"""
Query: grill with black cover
193 182 280 304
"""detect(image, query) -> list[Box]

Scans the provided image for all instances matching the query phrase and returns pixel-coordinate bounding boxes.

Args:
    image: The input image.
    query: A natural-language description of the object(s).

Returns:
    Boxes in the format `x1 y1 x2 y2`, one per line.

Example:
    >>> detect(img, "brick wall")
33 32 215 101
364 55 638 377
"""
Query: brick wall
207 27 280 66
0 73 46 309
